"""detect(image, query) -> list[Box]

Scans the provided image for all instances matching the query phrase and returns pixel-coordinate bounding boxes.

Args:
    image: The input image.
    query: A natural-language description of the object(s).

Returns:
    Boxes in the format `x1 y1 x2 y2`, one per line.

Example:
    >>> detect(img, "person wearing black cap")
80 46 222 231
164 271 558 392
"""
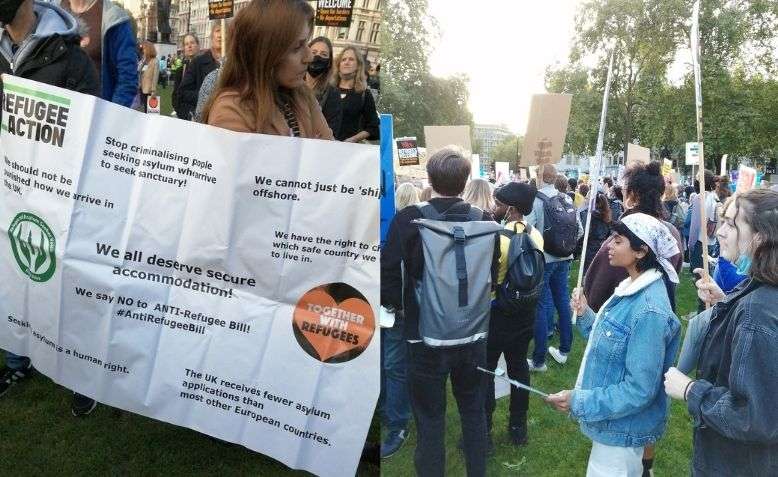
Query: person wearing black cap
484 182 545 446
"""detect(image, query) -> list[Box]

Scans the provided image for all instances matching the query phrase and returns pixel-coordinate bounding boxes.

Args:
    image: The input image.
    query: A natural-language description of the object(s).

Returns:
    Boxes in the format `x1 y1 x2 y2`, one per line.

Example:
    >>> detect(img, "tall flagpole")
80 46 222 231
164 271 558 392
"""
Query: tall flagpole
691 0 710 293
574 48 615 323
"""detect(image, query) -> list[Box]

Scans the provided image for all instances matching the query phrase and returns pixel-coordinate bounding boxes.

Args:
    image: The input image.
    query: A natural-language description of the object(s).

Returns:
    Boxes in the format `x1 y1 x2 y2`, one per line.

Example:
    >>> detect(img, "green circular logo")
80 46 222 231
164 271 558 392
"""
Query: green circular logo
8 212 57 282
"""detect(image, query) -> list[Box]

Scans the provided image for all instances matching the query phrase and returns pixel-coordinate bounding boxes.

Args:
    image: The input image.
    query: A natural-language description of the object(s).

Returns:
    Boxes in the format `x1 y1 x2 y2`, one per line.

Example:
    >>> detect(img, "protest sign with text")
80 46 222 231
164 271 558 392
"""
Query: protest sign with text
208 0 234 19
396 137 419 166
0 76 379 477
315 0 354 28
519 94 572 167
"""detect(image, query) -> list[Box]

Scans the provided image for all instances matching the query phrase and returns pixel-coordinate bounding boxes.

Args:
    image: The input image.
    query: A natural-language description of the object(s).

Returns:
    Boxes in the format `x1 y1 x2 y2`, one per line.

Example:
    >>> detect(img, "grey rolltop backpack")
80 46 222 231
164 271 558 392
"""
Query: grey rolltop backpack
412 202 502 347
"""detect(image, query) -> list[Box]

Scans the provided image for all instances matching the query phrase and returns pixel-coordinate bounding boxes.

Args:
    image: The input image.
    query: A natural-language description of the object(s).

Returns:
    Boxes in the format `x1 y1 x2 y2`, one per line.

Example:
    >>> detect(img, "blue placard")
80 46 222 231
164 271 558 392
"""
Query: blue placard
379 114 395 245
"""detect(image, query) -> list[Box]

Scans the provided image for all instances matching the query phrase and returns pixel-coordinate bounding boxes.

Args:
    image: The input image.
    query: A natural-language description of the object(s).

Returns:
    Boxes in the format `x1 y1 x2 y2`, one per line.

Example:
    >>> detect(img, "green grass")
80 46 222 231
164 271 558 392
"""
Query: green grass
381 261 697 477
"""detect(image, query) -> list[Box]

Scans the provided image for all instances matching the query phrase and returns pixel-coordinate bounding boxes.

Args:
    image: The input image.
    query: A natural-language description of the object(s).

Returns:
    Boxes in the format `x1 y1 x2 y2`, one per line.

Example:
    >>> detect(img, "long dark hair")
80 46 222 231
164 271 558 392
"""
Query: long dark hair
202 0 316 133
623 161 667 220
307 36 333 97
595 192 612 224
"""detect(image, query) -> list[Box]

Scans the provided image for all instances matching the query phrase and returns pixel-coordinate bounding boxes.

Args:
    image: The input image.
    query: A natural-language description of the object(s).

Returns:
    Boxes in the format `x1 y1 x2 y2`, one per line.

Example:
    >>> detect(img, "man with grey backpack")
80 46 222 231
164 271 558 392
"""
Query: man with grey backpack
381 148 500 477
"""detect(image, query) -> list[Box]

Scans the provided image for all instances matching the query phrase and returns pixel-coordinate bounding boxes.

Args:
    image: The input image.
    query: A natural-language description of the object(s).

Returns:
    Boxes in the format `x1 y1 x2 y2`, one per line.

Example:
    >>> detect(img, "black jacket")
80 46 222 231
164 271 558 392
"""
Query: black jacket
177 50 219 120
0 34 98 98
335 87 379 141
171 57 191 116
687 280 778 476
380 198 499 341
578 209 611 275
317 84 343 139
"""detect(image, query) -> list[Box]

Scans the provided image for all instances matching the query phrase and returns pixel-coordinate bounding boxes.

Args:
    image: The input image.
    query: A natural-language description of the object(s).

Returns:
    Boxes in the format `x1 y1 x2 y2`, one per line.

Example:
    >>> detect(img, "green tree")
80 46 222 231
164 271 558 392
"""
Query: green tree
490 135 524 170
378 0 474 143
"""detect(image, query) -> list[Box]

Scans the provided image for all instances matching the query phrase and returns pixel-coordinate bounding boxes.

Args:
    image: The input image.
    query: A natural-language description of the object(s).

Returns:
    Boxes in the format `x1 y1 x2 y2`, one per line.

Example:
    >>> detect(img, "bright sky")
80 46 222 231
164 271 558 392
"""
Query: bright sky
428 0 580 134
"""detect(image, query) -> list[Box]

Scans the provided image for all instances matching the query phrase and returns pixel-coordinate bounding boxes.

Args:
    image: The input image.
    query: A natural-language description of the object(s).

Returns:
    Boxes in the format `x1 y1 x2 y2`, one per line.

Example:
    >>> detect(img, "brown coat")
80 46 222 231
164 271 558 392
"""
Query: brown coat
583 218 684 312
206 90 334 139
140 60 159 95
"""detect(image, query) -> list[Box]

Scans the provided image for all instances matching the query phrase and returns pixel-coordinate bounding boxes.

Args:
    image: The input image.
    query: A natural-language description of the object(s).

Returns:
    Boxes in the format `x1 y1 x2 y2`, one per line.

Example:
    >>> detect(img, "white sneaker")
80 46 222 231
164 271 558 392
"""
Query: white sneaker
526 359 547 372
548 347 568 365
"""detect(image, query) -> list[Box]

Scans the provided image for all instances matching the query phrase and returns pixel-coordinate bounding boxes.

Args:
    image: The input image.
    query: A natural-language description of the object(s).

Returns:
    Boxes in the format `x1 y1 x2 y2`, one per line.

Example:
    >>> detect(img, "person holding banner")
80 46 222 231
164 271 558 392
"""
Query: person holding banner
664 189 778 476
305 36 342 138
138 40 159 113
548 214 681 477
0 0 99 397
203 0 332 139
332 46 379 143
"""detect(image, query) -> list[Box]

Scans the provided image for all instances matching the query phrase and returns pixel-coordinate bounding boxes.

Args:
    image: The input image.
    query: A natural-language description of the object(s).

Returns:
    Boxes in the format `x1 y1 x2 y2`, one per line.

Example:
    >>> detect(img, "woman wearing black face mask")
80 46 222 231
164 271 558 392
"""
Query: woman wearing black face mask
305 36 342 138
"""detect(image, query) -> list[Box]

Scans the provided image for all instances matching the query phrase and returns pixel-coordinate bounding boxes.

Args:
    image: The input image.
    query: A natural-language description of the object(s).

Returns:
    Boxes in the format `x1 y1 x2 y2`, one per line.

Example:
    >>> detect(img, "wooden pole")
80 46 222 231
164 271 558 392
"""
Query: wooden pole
692 0 710 307
574 48 615 323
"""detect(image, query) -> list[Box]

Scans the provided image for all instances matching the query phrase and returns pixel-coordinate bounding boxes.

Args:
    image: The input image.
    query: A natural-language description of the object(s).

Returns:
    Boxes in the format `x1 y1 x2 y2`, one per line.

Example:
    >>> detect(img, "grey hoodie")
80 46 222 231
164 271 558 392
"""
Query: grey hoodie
0 1 79 73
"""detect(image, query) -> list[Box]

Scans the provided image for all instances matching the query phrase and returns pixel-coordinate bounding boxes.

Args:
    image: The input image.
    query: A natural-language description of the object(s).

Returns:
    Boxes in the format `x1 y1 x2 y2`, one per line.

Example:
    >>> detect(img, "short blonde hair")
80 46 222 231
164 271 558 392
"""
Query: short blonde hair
395 183 420 211
462 178 494 211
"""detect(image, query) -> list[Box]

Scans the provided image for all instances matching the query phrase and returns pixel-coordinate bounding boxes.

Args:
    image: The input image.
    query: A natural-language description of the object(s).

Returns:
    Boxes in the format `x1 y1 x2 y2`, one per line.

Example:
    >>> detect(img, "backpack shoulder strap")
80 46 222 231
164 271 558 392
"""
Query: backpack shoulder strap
415 201 442 220
466 205 483 221
536 191 550 202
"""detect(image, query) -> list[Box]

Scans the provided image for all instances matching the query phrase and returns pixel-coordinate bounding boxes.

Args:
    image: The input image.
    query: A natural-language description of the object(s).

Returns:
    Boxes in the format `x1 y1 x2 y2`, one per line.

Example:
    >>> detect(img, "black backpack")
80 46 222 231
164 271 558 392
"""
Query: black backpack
495 223 545 312
537 192 578 257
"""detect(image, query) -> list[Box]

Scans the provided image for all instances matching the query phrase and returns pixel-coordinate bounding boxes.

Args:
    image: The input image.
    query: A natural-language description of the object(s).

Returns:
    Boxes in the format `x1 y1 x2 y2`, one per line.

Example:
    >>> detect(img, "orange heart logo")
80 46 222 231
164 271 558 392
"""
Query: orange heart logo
292 283 375 363
149 96 159 109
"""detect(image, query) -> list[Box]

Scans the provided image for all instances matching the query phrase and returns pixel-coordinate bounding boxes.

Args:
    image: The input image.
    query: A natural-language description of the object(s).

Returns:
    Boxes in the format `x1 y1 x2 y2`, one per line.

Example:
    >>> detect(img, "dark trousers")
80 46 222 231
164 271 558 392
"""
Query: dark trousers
485 305 534 431
408 340 487 477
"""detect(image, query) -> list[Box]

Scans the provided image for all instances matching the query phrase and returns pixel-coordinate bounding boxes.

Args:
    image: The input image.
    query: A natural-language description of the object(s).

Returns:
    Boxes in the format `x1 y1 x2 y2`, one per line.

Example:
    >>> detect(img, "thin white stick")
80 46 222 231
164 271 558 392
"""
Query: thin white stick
476 367 549 398
574 48 616 323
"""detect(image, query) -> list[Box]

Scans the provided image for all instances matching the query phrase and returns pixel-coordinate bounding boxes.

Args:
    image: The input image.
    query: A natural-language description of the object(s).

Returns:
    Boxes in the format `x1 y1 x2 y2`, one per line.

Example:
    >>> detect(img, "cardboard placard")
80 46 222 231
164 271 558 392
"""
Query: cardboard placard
685 142 700 166
208 0 234 20
315 0 355 28
423 125 471 158
519 94 572 167
395 137 419 166
662 158 673 176
626 143 650 167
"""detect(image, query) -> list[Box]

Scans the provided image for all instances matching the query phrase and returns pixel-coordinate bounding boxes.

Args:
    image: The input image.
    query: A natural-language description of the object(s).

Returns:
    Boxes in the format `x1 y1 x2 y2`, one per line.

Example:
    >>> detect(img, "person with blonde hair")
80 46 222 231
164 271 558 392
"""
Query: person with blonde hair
395 182 420 211
139 40 159 113
462 178 494 212
332 46 379 142
419 186 433 202
203 0 332 139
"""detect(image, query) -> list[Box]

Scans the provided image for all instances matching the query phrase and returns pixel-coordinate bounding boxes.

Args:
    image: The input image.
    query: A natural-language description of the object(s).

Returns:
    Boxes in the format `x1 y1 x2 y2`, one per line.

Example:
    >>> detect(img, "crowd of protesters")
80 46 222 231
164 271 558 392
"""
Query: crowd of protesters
380 149 778 476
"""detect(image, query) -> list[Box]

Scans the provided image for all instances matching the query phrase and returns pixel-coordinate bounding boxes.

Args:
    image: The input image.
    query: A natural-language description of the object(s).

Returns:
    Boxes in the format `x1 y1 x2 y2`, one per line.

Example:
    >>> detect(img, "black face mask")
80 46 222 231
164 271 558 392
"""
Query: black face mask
0 0 25 25
307 55 330 78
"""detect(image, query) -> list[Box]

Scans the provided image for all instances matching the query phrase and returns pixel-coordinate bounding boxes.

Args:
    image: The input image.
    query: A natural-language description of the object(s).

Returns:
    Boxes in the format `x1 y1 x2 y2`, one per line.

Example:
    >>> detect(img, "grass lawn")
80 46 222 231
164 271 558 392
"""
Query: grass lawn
381 261 697 476
0 82 380 476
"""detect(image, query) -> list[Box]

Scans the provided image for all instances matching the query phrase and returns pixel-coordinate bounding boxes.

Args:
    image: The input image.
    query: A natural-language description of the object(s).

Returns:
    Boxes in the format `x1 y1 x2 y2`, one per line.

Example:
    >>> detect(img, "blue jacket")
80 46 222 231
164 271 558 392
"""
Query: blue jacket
572 269 681 447
100 0 137 107
49 0 137 106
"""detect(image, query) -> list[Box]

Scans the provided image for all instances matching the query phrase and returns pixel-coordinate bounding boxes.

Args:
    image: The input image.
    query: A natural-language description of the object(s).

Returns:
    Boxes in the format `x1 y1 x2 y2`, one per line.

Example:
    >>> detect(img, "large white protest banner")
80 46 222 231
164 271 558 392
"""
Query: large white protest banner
0 76 379 477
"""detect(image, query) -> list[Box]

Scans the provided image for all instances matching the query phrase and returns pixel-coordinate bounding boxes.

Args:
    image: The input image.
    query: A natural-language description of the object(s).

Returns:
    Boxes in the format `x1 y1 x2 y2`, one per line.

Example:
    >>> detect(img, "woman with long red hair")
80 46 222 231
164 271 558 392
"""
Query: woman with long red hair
203 0 333 139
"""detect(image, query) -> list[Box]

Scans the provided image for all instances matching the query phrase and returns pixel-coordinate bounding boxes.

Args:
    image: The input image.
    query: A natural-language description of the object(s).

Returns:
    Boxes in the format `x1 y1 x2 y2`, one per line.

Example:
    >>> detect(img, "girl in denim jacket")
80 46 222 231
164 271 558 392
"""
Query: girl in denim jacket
547 213 681 476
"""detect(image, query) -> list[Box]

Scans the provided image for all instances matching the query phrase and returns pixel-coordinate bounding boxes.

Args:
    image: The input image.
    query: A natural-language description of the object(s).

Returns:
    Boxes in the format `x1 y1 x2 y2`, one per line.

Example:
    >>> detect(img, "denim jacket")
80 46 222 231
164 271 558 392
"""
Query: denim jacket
572 269 681 447
686 280 778 476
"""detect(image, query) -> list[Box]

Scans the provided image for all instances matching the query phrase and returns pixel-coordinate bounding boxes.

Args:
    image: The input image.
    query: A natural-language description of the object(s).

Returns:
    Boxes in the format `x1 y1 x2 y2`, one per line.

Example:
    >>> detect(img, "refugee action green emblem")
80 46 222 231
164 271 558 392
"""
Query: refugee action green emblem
8 212 56 282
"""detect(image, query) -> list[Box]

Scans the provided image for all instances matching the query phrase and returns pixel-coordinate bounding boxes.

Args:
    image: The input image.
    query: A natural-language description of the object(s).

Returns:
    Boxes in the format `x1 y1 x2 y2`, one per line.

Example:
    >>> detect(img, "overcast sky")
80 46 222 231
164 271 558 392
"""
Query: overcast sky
427 0 580 134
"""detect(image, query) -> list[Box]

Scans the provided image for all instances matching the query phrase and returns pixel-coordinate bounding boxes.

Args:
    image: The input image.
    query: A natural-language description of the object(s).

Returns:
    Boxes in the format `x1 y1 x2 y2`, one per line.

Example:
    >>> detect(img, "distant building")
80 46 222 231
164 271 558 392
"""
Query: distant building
474 123 513 171
176 0 381 65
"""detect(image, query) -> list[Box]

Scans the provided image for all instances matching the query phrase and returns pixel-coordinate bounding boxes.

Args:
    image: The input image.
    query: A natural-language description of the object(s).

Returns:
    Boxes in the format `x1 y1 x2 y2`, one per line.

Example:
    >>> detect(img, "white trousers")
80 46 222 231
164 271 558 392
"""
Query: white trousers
586 441 644 477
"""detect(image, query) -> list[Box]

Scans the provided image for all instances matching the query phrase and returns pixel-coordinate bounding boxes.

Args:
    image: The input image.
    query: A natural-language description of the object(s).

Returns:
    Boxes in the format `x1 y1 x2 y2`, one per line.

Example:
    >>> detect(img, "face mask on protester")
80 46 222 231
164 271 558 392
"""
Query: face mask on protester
735 254 752 275
0 0 25 25
307 55 330 78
